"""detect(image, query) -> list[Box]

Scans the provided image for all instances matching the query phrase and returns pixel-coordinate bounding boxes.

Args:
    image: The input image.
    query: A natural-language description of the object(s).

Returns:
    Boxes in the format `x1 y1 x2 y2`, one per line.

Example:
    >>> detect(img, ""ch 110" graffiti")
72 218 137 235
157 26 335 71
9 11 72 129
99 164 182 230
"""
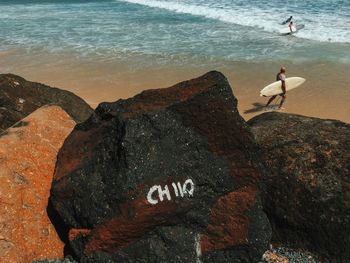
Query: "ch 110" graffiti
147 179 194 205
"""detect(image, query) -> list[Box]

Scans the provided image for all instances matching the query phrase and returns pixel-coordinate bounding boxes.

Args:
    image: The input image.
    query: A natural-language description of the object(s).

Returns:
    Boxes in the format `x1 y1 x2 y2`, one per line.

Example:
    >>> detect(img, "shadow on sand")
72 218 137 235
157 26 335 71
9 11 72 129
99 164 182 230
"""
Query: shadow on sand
244 103 267 114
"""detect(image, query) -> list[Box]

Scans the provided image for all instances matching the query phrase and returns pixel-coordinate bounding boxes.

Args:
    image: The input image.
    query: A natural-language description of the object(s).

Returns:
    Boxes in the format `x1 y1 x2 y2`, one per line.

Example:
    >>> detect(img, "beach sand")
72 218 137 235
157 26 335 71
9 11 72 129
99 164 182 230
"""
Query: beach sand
1 50 349 123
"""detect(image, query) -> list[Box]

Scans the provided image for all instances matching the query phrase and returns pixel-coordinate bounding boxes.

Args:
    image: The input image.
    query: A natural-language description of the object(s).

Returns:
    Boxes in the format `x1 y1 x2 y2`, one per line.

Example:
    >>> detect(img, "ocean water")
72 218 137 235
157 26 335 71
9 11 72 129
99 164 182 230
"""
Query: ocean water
0 0 349 65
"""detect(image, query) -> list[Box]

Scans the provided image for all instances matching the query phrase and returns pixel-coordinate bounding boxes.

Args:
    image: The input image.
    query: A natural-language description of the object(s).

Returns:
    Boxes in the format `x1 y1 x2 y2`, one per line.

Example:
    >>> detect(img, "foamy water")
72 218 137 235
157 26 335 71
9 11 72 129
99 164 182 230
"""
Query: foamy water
120 0 350 43
0 0 349 66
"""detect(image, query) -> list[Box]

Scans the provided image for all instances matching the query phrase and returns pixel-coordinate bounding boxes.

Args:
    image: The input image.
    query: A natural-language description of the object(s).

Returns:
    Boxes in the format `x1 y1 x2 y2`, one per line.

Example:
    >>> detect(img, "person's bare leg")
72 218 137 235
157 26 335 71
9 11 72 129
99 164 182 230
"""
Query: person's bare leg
266 95 277 107
279 94 286 108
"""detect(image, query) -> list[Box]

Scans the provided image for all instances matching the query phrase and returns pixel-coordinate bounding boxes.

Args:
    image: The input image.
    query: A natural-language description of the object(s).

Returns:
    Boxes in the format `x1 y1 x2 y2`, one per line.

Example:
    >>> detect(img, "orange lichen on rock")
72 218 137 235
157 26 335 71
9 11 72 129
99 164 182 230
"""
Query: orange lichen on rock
200 186 257 253
0 105 75 262
262 250 289 263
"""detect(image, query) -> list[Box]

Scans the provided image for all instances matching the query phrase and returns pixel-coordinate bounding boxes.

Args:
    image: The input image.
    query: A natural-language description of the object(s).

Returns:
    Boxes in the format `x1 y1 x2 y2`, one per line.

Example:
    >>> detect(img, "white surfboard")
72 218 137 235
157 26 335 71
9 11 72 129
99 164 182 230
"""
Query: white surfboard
281 24 305 35
260 77 306 97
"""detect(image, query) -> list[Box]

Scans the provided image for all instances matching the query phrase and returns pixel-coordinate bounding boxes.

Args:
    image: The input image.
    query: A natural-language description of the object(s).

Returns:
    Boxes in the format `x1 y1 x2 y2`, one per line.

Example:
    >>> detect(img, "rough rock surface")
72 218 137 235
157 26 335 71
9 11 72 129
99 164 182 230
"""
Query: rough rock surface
0 73 93 133
0 105 75 262
261 246 321 263
248 112 350 262
51 71 271 262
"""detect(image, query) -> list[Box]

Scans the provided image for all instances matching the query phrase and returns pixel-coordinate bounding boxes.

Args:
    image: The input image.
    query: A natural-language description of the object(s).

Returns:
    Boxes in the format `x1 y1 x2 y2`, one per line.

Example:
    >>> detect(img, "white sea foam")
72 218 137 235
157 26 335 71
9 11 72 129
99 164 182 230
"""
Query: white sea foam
1 0 349 64
117 0 350 43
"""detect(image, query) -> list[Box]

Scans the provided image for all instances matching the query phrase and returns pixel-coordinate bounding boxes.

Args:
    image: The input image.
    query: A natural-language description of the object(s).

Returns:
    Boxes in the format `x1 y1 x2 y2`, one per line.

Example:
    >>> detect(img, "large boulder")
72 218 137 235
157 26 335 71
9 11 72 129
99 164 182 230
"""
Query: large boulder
0 73 93 133
50 71 271 262
0 105 76 262
248 112 350 262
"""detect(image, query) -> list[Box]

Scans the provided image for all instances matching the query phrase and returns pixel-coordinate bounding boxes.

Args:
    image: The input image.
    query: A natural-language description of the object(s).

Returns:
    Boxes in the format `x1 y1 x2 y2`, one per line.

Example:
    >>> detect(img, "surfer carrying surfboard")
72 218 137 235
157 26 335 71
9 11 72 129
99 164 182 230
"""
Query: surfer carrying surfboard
265 67 287 109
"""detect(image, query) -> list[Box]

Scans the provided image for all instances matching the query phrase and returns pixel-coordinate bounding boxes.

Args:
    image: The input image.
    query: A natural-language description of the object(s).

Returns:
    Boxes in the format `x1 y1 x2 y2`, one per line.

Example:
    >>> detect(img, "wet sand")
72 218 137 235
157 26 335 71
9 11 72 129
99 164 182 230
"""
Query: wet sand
1 49 349 123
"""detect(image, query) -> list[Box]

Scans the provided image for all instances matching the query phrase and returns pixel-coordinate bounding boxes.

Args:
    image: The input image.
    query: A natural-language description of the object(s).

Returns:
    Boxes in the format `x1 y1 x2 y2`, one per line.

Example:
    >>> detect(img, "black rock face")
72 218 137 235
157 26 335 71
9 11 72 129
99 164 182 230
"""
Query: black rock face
248 112 350 262
51 71 271 262
0 74 93 132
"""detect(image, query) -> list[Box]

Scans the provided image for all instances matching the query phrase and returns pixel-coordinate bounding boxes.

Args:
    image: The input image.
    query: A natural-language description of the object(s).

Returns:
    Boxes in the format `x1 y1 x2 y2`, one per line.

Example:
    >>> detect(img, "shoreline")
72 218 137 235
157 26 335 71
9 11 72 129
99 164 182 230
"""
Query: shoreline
1 50 349 123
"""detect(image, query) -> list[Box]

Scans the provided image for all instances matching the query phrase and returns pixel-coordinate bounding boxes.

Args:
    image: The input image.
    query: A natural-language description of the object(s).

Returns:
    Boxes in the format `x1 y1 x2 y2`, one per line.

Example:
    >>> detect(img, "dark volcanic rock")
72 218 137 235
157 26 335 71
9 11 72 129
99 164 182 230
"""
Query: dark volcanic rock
248 112 350 262
0 74 93 133
51 71 271 263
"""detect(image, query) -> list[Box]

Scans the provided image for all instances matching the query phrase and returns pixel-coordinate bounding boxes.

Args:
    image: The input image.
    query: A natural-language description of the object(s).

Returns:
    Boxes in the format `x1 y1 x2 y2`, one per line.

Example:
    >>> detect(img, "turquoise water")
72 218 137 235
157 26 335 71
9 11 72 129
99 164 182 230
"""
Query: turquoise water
0 0 349 64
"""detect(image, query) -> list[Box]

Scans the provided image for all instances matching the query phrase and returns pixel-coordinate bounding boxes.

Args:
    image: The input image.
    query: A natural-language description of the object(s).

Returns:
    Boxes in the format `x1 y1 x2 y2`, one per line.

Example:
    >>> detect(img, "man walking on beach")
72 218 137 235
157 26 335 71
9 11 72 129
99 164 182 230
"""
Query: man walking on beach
265 67 287 109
